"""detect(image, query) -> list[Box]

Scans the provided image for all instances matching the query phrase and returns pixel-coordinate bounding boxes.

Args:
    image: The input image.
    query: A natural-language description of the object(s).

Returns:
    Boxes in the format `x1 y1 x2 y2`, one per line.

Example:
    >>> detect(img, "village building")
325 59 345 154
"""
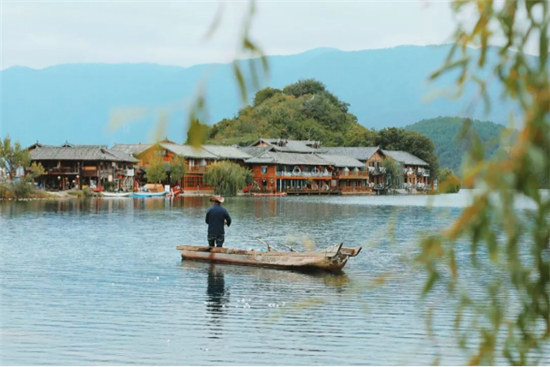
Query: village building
316 154 369 194
383 150 431 191
29 142 137 191
116 142 252 193
244 150 333 194
320 147 388 191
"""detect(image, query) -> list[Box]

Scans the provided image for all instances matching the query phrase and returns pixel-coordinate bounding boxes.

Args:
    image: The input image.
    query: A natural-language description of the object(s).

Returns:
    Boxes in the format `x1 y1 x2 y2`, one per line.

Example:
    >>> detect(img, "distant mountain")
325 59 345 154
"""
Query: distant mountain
1 45 521 147
404 117 506 174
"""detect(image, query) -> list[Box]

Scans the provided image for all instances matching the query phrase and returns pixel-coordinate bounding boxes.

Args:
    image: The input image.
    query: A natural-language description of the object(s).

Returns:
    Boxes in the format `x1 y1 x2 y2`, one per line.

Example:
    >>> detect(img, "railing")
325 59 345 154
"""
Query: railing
411 168 431 177
46 167 78 174
187 166 209 173
276 171 332 177
337 171 369 178
285 188 339 195
369 167 386 176
340 186 371 193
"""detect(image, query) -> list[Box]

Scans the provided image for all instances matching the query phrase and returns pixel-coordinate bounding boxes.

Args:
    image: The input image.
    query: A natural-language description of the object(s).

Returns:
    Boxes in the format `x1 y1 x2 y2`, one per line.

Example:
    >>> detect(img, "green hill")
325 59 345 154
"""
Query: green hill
206 79 377 147
404 117 506 174
207 80 440 178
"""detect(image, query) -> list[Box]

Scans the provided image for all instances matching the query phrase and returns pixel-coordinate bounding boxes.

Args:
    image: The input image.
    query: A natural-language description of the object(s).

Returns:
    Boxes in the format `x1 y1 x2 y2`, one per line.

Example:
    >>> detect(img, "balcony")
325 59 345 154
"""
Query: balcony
337 171 369 179
187 166 209 173
276 171 332 178
368 167 386 176
46 167 78 175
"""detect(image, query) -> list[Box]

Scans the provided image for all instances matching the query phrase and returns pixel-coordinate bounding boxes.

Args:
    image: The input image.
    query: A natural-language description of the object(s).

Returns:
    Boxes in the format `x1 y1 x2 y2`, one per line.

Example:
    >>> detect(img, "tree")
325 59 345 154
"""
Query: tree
26 162 45 183
381 157 402 190
253 87 281 106
145 153 167 184
344 124 378 147
203 161 253 196
169 155 186 184
282 79 327 98
437 167 460 193
377 128 440 179
0 136 30 180
417 1 549 364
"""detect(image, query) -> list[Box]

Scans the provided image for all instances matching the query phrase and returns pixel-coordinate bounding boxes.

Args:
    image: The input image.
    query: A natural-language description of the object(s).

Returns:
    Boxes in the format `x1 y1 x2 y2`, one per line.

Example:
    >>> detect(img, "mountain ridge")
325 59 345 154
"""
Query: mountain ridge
1 45 522 146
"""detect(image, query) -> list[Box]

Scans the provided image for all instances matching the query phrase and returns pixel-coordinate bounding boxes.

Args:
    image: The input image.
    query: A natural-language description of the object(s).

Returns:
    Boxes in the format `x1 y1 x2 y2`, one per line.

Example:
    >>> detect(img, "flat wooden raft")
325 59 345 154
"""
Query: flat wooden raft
176 244 361 272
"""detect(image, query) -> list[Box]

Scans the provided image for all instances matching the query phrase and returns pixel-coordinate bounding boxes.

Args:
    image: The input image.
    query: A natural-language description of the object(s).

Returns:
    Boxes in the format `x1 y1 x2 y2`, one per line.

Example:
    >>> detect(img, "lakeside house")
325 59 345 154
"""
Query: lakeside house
28 142 138 191
382 150 431 191
26 139 434 195
113 142 252 193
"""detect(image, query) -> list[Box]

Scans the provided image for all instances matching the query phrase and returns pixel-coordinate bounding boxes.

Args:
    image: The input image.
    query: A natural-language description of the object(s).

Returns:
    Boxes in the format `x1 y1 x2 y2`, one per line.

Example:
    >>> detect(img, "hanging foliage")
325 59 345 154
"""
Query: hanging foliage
203 161 253 196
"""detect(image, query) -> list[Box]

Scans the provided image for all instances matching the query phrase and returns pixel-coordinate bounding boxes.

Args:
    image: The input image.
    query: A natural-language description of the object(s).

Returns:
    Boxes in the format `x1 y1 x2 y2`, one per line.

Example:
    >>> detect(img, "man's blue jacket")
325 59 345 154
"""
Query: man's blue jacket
205 204 232 235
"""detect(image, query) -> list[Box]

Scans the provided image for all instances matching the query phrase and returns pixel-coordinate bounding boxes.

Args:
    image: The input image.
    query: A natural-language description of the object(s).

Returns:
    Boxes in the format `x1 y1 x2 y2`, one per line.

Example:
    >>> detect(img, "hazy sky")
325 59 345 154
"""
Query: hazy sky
1 0 458 70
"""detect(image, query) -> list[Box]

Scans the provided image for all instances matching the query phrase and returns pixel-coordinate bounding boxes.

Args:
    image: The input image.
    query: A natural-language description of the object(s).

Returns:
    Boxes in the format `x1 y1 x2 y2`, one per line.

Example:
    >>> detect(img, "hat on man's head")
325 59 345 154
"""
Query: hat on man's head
210 195 224 203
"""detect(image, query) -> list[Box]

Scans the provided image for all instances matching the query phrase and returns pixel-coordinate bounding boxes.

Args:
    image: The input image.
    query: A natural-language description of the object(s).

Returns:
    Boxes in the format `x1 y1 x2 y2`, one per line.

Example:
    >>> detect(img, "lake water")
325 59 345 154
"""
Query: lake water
1 190 548 365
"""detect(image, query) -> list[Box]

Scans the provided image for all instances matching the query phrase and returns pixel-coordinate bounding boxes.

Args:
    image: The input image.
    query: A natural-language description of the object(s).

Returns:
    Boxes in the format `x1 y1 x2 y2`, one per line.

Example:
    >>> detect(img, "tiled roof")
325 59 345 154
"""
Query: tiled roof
319 147 381 161
30 145 137 162
246 151 331 166
202 145 251 160
250 138 319 153
383 150 429 166
161 143 218 159
111 143 153 156
316 154 364 168
238 146 272 157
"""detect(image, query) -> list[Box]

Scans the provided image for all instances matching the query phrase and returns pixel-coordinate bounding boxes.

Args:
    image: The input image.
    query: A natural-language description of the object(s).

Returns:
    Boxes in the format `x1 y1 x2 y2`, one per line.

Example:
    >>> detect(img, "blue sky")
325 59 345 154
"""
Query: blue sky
1 0 459 69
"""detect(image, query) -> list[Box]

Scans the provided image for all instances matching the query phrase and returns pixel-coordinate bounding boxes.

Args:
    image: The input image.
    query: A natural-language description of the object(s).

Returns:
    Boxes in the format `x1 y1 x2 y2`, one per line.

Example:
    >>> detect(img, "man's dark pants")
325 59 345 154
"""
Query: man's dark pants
208 234 225 247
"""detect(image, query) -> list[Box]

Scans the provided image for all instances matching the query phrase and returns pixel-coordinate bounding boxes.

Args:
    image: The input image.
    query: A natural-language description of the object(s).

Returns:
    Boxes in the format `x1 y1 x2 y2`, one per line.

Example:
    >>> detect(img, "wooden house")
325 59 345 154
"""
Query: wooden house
321 147 387 192
316 154 369 194
29 142 138 191
383 150 431 191
244 151 333 194
124 142 252 193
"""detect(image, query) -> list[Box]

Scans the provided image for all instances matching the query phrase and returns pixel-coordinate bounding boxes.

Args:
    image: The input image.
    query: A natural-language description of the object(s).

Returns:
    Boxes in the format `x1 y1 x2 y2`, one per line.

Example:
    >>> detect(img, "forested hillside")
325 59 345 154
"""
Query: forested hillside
206 79 375 146
207 80 439 177
404 117 506 174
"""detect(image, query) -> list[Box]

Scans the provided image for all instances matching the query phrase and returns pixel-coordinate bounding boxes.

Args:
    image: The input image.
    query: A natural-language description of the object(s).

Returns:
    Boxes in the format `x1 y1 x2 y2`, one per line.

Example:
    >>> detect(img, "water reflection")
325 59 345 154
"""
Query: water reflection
205 264 228 341
206 264 229 315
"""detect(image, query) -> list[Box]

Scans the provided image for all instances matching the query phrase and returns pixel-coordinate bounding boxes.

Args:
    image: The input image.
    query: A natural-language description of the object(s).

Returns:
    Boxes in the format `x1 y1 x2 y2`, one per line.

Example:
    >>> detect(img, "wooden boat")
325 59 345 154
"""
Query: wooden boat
101 191 131 197
176 243 361 273
132 183 167 197
132 191 167 197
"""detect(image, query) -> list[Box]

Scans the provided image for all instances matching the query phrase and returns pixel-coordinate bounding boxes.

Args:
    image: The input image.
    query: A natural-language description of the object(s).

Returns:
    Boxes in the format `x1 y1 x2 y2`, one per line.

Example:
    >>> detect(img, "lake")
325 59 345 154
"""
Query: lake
0 190 547 365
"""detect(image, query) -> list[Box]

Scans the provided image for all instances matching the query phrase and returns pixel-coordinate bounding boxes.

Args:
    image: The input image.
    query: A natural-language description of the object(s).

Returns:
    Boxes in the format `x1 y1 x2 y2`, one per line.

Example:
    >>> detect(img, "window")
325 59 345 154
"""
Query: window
261 166 268 174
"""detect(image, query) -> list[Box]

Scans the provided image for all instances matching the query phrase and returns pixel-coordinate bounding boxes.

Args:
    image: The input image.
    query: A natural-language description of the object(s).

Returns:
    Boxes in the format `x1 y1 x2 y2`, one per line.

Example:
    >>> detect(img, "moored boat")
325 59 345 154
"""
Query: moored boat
176 243 361 272
101 191 131 197
132 183 168 197
132 191 167 197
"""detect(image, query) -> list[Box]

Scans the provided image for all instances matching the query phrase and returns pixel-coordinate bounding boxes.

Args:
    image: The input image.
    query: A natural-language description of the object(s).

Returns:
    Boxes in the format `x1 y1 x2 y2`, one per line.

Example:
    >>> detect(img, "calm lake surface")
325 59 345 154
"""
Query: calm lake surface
1 190 548 365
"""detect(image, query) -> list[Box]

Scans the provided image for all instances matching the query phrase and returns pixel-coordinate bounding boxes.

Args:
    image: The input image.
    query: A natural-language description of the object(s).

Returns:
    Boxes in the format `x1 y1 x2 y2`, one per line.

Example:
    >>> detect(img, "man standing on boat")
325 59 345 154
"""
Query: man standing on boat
205 195 232 247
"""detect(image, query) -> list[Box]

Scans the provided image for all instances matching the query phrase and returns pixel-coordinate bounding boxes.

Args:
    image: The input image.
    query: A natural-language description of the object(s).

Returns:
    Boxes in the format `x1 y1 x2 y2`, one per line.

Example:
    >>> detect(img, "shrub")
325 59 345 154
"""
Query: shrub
203 161 253 196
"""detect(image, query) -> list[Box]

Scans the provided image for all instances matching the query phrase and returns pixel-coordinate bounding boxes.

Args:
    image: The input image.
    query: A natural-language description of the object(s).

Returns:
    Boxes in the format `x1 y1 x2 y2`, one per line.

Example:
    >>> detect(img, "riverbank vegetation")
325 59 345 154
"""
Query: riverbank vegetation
203 161 253 196
436 168 461 194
